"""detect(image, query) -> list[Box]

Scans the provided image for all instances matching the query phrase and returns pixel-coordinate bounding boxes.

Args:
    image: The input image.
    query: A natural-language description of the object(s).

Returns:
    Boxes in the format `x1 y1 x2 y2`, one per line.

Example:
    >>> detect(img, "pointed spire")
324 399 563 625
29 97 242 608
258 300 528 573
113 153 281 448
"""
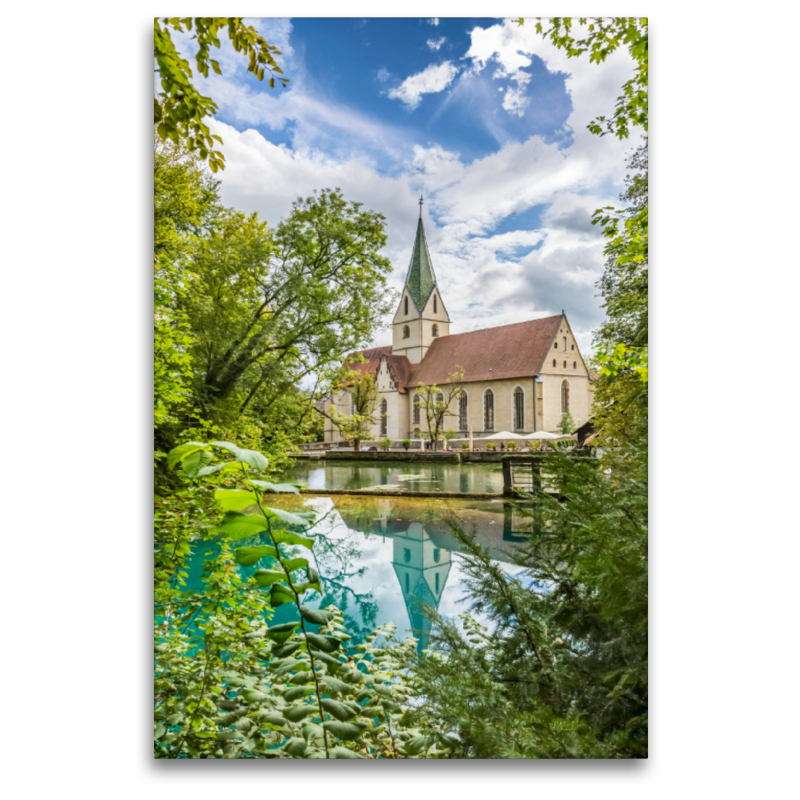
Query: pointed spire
404 212 437 311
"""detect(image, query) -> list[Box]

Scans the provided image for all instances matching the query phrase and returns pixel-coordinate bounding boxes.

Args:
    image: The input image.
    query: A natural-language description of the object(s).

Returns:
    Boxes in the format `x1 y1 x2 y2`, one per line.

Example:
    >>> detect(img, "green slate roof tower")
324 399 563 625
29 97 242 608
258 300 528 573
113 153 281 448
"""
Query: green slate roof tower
404 210 438 311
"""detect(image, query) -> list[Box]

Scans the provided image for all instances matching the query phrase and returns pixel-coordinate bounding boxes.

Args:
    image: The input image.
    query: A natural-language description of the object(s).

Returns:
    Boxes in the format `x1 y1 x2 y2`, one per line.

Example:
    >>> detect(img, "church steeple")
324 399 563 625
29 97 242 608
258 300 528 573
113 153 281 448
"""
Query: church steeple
392 205 450 364
404 213 438 312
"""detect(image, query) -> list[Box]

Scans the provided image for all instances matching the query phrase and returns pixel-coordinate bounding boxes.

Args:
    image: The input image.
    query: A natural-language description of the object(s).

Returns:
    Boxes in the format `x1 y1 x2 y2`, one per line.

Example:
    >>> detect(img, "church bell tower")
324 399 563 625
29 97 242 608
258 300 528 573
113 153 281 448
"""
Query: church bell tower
392 196 450 364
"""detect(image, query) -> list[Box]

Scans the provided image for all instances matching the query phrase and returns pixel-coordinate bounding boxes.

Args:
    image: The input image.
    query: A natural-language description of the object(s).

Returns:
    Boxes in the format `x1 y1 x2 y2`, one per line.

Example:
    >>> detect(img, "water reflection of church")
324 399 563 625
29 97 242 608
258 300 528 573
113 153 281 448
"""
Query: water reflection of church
332 497 535 652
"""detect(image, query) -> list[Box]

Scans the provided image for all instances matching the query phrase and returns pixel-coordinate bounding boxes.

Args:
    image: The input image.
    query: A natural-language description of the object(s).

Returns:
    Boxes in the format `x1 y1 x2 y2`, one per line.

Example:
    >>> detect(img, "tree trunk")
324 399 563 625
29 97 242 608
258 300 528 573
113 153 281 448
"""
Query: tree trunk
354 438 361 452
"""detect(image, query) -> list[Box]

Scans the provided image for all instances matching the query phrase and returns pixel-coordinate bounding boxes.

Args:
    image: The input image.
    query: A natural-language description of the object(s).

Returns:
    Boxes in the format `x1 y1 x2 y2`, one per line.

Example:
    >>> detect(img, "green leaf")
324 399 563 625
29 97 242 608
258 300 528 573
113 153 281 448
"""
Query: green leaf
219 511 271 541
181 448 213 476
248 479 302 495
320 698 356 721
284 686 315 702
283 737 307 756
272 530 315 550
209 441 269 470
331 746 366 758
308 649 341 667
302 721 325 742
214 490 260 512
284 704 315 722
299 605 334 625
167 442 208 470
266 507 316 530
288 670 315 685
321 676 353 696
253 570 285 588
294 580 323 596
254 711 287 728
271 641 302 658
239 688 268 704
305 633 341 653
234 545 277 566
406 735 433 755
265 621 300 641
322 720 367 741
282 557 309 573
269 583 295 606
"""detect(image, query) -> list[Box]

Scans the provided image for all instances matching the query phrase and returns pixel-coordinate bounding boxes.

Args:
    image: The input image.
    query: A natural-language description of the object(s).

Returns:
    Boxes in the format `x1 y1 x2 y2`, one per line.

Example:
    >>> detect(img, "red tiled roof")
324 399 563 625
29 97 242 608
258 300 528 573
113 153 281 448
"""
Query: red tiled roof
409 315 563 386
345 346 392 379
384 354 417 394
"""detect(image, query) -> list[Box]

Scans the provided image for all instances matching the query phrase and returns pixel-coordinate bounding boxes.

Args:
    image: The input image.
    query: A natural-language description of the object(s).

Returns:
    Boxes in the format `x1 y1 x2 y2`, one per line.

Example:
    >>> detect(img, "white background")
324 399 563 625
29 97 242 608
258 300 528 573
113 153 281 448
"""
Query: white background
1 1 797 797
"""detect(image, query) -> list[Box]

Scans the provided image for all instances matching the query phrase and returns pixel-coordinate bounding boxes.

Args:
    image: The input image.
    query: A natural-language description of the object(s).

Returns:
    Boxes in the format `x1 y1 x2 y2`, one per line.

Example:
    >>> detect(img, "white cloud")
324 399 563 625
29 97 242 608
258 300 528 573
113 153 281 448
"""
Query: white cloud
192 18 644 355
427 37 446 51
387 61 460 111
376 67 391 83
428 18 439 26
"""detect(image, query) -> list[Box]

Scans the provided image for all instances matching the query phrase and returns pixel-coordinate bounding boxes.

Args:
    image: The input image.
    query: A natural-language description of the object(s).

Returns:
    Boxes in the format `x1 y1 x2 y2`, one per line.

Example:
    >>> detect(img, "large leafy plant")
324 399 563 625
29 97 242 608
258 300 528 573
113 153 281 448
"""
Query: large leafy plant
155 441 456 758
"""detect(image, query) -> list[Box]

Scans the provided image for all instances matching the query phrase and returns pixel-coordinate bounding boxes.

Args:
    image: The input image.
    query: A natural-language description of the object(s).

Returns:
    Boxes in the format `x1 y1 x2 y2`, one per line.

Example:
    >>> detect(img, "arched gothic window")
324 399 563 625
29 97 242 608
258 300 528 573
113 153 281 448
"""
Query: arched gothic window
433 295 438 313
436 392 444 405
484 389 495 431
561 380 570 414
413 394 421 424
513 386 525 431
404 296 408 315
432 324 439 337
458 391 468 431
380 398 388 436
402 325 410 339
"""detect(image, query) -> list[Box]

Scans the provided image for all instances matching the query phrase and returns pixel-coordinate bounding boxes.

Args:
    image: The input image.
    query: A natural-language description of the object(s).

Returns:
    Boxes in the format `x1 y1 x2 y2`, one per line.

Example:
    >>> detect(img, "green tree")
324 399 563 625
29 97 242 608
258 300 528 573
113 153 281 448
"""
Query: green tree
414 367 465 452
323 359 380 453
180 189 394 421
557 412 576 434
154 18 288 173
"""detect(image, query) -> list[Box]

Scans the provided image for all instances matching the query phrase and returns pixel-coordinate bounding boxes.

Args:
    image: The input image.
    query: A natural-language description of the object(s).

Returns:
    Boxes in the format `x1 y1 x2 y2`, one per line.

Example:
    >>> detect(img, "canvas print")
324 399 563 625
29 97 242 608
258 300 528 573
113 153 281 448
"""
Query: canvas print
154 16 648 759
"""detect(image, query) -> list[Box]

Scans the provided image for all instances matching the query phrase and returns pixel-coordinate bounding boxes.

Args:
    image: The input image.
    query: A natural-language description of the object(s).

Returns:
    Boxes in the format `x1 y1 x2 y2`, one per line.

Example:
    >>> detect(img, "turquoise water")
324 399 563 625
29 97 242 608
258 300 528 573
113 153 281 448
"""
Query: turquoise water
279 459 504 494
245 493 534 651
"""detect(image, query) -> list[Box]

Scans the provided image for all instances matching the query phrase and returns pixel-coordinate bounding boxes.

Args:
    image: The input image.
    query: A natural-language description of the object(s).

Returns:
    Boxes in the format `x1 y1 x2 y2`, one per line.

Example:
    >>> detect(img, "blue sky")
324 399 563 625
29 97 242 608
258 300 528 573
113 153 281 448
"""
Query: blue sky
171 17 642 353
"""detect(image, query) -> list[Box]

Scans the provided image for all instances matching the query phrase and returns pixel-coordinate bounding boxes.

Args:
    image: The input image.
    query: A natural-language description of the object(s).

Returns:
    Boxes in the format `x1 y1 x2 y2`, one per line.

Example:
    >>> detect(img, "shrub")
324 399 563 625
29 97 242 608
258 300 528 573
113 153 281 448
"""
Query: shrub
379 437 393 451
506 442 517 452
401 439 411 451
461 443 469 450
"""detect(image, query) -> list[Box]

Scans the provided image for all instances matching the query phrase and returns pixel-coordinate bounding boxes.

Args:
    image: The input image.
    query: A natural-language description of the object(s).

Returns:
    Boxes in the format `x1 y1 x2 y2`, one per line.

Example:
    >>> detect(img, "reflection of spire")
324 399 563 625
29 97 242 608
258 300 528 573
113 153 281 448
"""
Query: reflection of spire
391 523 452 652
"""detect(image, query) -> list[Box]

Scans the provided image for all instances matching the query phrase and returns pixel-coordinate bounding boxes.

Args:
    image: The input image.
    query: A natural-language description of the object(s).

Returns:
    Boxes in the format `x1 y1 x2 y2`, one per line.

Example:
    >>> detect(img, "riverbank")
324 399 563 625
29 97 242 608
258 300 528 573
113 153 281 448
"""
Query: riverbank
290 450 506 463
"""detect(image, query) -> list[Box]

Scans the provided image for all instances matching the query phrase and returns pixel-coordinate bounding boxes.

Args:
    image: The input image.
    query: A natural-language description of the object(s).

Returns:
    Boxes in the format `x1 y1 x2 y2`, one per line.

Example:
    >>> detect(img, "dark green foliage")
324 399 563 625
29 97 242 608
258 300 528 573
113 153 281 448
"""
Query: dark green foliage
406 443 647 758
155 441 454 758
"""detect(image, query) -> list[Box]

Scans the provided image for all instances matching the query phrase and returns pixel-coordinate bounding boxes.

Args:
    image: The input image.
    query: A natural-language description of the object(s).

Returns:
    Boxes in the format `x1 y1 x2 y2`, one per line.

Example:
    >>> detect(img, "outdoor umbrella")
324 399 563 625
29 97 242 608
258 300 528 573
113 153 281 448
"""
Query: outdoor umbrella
523 430 560 440
484 431 524 439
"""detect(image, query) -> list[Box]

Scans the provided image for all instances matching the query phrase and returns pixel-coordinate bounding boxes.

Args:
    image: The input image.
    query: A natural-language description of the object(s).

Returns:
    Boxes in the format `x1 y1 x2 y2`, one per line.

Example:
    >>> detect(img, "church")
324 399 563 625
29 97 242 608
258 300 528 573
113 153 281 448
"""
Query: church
323 208 594 443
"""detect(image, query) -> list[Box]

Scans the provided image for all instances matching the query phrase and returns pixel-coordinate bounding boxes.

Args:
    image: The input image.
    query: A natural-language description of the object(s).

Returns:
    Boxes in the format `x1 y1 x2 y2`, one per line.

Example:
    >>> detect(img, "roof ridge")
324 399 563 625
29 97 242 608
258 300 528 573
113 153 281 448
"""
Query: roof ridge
440 314 563 339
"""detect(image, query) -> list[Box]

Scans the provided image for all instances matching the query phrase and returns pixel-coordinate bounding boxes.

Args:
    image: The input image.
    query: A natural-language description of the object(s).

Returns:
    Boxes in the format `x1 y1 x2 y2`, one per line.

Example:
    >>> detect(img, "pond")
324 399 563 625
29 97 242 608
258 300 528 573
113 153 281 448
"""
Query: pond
279 459 505 494
233 492 535 652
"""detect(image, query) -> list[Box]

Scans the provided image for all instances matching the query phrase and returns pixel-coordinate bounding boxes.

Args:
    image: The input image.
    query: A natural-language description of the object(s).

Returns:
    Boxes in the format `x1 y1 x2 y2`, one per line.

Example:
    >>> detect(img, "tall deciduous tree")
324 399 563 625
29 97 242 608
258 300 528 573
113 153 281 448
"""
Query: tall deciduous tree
179 189 394 424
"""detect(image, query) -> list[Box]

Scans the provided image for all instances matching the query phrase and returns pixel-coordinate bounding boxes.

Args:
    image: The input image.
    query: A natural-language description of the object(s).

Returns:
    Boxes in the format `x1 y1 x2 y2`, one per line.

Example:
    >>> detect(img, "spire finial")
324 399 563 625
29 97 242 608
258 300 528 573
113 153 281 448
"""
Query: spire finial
419 193 424 218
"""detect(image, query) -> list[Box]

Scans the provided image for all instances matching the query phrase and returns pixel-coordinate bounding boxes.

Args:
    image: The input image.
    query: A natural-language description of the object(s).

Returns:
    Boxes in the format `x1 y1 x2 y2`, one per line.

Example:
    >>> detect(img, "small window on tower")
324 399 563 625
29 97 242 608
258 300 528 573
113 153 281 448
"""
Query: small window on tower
432 324 439 337
571 344 575 350
563 336 567 350
573 361 577 369
552 359 556 367
434 295 438 313
554 342 558 349
563 360 567 368
404 297 408 315
402 325 410 339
